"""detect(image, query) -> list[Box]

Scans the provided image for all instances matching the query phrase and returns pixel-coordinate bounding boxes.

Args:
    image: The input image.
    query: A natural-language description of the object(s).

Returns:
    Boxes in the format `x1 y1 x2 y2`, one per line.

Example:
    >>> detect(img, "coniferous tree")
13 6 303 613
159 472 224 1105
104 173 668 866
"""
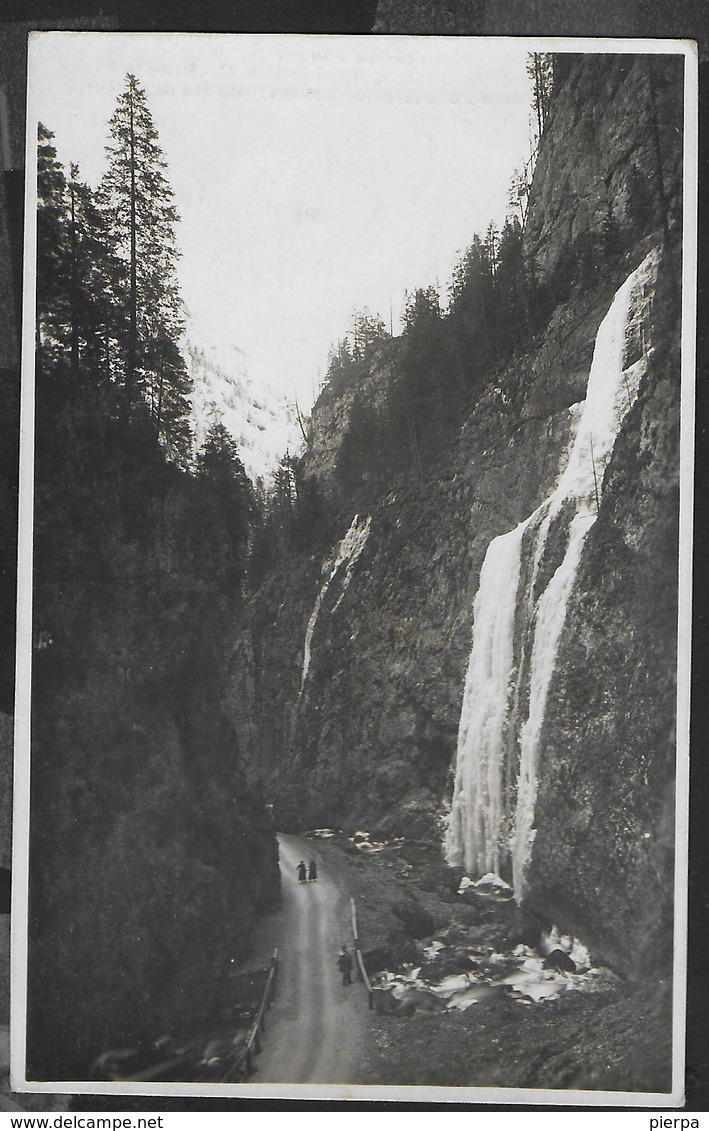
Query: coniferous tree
351 307 388 359
196 421 250 493
335 387 382 500
192 423 253 585
31 114 279 1080
491 217 530 348
99 73 191 456
272 451 298 515
37 124 70 363
66 163 122 382
325 337 354 384
527 53 554 143
508 166 530 227
448 235 495 384
484 222 498 279
148 334 193 464
247 451 300 566
397 285 458 475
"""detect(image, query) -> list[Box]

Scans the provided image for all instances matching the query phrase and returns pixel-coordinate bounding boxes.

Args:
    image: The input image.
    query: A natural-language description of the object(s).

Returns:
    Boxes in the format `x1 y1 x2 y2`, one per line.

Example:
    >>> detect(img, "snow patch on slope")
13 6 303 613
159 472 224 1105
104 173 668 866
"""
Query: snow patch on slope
184 319 302 487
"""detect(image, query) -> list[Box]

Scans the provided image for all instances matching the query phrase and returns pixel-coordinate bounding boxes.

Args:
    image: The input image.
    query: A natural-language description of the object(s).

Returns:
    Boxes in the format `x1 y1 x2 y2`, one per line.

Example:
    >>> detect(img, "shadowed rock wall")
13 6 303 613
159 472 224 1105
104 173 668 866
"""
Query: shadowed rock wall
229 53 685 981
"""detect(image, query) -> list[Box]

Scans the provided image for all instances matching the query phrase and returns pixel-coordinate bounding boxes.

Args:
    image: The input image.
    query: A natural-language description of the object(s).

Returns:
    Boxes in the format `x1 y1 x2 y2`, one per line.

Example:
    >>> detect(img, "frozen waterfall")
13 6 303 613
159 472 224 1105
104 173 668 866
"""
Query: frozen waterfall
445 248 659 897
300 514 371 693
444 519 529 874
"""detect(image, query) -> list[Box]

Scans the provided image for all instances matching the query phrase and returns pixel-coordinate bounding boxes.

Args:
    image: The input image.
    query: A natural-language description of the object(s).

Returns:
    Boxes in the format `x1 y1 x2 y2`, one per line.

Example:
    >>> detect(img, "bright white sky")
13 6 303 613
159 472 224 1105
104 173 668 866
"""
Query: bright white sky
28 32 534 411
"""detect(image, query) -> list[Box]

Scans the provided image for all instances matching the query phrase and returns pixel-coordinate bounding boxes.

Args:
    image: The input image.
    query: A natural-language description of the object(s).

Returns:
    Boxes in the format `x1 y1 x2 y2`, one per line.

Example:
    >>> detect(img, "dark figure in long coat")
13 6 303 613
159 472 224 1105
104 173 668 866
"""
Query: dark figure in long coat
308 859 318 882
337 946 353 985
297 860 307 883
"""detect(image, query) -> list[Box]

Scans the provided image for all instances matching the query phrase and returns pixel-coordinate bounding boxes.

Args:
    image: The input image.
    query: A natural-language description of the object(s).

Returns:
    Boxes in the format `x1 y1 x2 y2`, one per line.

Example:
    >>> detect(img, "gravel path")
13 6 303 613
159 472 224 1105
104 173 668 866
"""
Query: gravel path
250 834 368 1086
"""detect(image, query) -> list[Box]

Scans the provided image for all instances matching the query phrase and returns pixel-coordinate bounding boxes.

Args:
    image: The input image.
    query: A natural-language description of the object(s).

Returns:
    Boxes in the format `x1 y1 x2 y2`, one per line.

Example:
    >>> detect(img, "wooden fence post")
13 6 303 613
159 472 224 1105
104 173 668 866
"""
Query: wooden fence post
268 949 279 1006
351 897 374 1002
353 938 364 982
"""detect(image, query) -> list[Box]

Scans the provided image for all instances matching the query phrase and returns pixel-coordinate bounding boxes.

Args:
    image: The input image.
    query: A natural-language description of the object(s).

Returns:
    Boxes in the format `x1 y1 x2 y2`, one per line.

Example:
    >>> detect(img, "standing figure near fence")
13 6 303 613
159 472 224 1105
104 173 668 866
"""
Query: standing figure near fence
308 859 318 882
297 860 307 883
337 945 353 985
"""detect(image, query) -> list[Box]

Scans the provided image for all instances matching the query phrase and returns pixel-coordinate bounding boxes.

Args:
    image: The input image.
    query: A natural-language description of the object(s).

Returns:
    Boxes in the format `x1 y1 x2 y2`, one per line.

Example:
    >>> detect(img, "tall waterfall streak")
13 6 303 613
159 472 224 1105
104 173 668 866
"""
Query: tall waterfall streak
445 247 659 891
299 514 372 694
332 514 372 613
510 247 659 898
445 520 529 873
511 508 594 893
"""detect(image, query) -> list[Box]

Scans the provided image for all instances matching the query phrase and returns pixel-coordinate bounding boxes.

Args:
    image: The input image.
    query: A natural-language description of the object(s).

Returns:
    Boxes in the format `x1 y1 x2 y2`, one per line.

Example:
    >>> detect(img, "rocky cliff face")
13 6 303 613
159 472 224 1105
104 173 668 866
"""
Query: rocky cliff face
525 54 683 290
524 246 681 977
303 343 393 485
228 53 685 981
28 622 282 1079
510 53 684 976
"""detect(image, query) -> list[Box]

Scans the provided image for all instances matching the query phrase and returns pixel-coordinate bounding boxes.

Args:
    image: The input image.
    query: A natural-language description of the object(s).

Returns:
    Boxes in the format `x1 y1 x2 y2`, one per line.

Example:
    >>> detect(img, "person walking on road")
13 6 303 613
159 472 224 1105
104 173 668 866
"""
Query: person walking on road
337 945 353 985
297 860 307 883
308 859 318 882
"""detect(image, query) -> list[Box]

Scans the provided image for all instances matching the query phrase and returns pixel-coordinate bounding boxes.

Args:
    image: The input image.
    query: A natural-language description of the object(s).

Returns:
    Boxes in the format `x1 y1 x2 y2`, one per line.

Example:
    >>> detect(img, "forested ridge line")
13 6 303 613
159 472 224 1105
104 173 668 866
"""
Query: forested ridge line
251 53 679 574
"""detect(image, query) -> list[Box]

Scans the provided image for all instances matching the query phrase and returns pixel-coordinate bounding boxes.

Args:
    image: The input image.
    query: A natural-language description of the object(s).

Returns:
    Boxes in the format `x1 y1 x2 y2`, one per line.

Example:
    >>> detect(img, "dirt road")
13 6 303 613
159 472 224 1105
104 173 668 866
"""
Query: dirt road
251 834 368 1086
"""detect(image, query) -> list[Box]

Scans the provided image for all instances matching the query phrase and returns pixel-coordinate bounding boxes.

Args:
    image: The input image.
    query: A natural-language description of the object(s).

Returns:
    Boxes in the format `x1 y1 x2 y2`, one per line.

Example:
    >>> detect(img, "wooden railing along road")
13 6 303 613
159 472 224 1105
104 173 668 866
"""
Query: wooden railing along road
115 947 279 1084
350 897 374 1009
225 947 280 1080
121 898 372 1083
231 896 373 1079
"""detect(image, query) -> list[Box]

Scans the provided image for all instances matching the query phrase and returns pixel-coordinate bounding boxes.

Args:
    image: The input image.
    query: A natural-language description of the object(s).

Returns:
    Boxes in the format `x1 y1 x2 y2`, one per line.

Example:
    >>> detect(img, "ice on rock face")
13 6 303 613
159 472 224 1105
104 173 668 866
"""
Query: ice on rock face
474 873 511 889
444 249 660 897
429 974 472 996
569 938 592 972
374 938 599 1012
300 515 372 693
444 520 529 876
458 873 512 897
539 926 562 955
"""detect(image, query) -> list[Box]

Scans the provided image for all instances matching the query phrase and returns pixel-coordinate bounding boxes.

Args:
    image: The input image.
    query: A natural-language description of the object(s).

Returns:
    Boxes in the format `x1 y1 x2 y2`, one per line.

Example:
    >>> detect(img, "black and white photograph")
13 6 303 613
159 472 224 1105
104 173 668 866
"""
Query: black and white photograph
9 31 695 1106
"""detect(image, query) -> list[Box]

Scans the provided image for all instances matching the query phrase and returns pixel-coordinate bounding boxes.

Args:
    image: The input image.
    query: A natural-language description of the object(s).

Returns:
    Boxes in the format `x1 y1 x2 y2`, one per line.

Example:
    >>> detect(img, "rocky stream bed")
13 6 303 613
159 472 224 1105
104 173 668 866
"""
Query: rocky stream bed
306 829 675 1096
35 824 676 1105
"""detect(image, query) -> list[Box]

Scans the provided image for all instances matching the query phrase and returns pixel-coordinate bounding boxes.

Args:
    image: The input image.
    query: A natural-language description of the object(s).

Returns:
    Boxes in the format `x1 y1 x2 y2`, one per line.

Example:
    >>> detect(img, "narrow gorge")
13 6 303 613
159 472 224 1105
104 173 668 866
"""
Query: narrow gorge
228 52 684 991
21 44 688 1098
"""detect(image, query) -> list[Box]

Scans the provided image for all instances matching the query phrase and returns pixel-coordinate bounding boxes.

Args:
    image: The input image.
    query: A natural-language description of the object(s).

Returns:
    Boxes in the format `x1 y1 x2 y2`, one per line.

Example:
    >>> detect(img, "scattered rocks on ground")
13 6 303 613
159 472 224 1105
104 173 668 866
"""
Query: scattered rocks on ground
297 829 671 1094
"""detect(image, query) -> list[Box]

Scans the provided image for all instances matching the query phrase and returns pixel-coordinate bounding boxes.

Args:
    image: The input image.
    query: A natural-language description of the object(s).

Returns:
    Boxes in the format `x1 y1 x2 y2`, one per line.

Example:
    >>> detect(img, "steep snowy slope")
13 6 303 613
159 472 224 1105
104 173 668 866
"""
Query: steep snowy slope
185 322 302 485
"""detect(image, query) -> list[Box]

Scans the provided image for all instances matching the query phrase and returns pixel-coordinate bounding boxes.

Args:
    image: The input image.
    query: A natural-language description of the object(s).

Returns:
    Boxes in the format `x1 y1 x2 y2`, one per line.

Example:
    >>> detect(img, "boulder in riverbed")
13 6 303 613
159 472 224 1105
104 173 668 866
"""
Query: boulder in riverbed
543 949 577 974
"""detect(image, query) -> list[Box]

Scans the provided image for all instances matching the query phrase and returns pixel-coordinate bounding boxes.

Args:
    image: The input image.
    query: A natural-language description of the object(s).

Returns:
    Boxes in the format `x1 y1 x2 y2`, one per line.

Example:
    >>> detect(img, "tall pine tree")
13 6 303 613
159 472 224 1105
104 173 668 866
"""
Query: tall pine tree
37 124 70 364
66 161 122 382
527 53 554 143
99 73 192 459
